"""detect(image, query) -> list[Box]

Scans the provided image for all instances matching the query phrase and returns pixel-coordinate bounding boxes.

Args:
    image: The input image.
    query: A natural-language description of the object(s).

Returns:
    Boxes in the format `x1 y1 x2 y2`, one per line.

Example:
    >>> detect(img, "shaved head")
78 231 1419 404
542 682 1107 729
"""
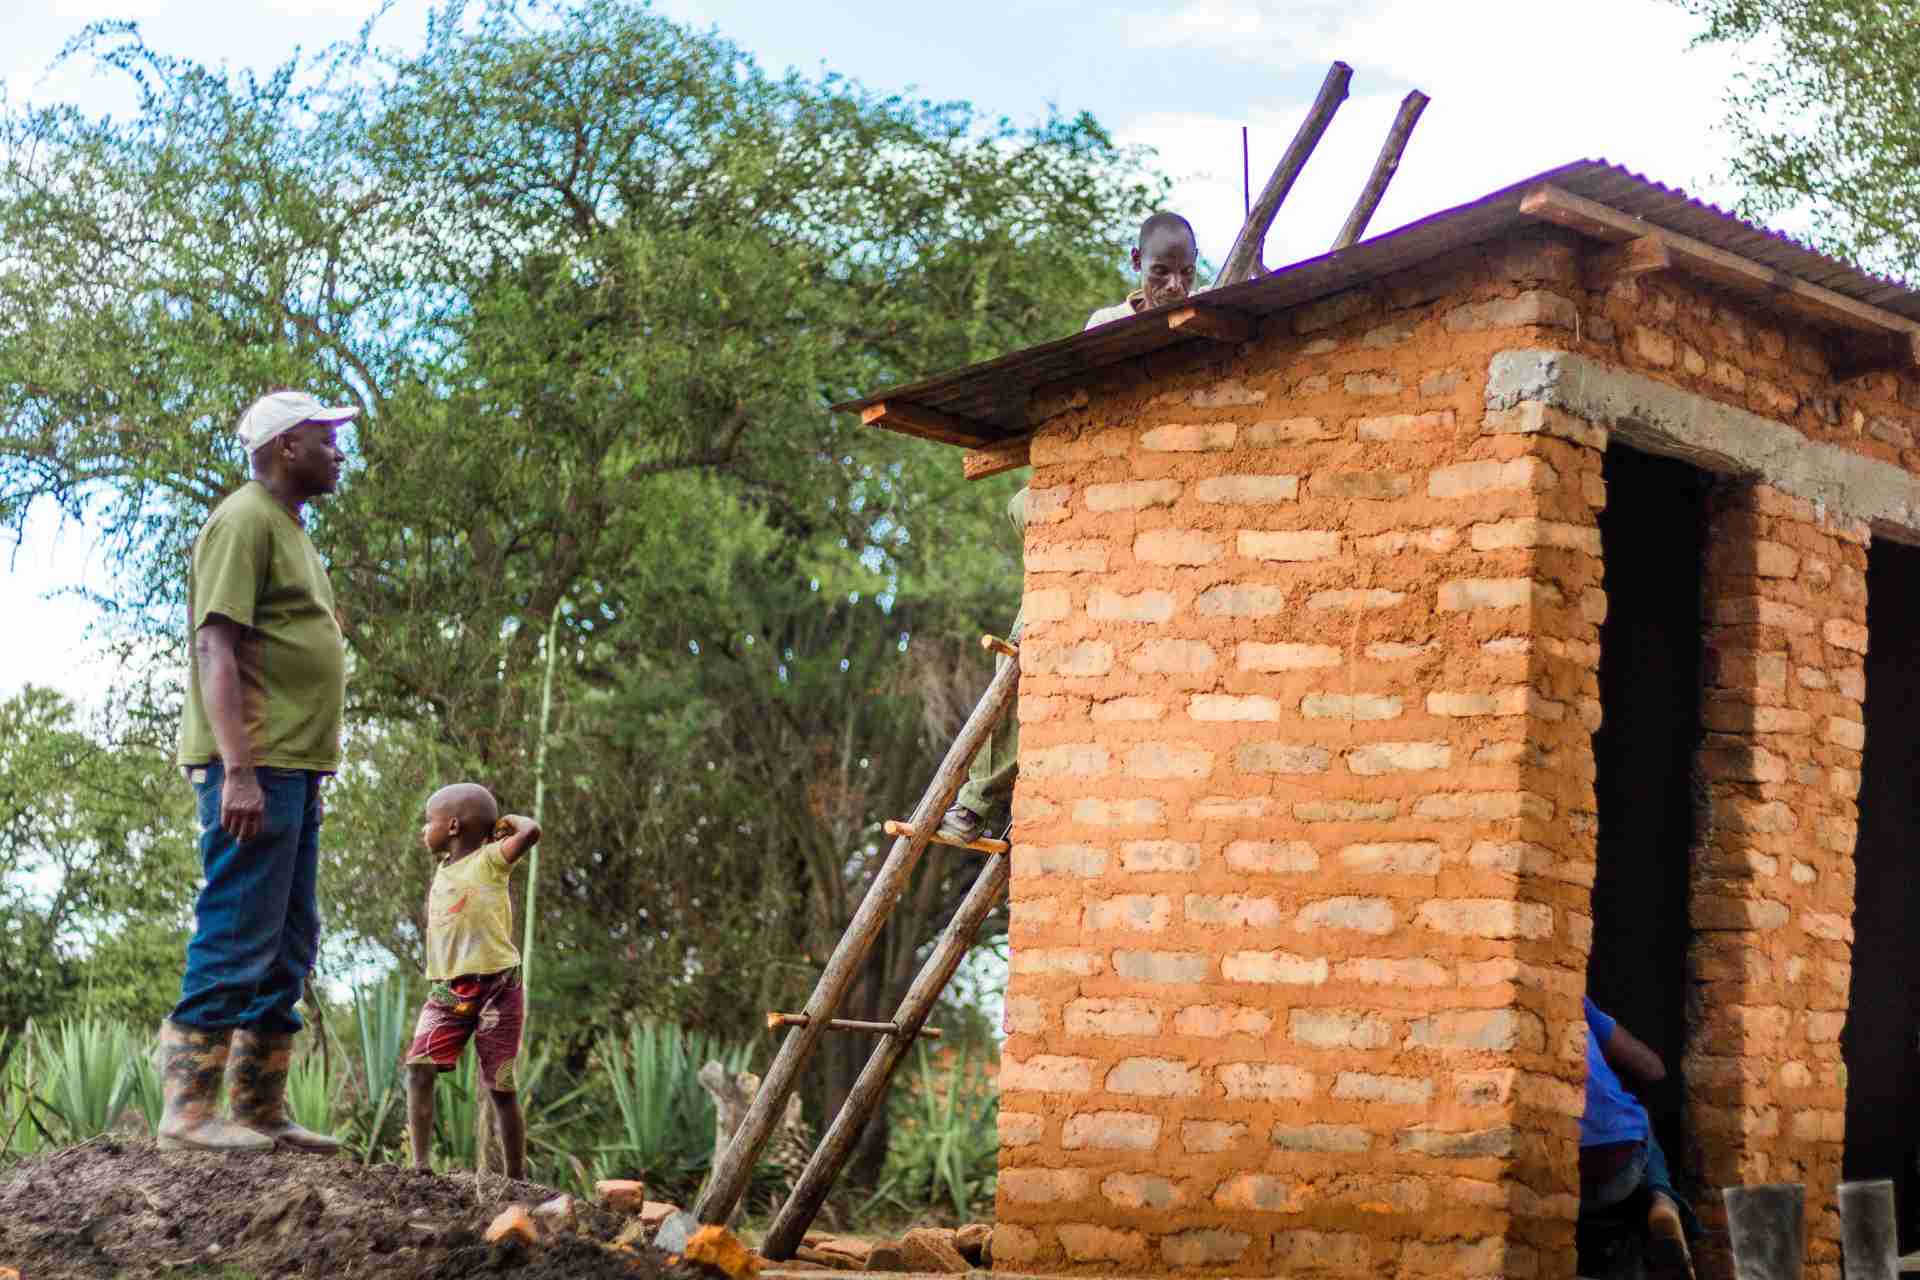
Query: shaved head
1138 211 1197 250
427 782 498 830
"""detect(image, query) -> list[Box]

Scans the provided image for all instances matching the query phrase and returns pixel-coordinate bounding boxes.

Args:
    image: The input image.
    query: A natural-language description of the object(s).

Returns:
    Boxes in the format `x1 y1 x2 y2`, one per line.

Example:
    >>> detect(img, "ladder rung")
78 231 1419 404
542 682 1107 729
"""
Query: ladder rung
981 633 1019 659
883 819 1010 855
766 1012 942 1040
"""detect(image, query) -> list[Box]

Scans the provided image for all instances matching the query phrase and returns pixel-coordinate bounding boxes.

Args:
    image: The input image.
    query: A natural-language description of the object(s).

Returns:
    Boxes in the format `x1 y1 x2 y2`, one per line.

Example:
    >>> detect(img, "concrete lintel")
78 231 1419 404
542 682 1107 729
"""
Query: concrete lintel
1487 348 1920 543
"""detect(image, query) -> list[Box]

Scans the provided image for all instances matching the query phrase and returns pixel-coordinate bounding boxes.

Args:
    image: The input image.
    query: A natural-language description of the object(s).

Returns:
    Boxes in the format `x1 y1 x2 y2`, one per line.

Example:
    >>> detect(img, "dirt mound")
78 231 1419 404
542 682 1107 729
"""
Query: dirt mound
0 1138 710 1279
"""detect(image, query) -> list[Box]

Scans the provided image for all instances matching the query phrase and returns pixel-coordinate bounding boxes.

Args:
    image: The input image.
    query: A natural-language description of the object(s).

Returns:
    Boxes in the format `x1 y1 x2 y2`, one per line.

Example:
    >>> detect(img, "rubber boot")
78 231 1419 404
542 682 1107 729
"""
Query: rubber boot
228 1028 342 1153
1838 1179 1898 1280
1723 1183 1805 1280
155 1020 273 1153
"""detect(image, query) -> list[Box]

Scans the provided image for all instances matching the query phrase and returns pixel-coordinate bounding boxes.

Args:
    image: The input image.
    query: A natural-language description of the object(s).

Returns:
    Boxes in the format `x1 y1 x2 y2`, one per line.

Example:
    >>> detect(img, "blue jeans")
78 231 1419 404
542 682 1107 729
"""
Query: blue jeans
171 762 323 1034
1583 1130 1702 1240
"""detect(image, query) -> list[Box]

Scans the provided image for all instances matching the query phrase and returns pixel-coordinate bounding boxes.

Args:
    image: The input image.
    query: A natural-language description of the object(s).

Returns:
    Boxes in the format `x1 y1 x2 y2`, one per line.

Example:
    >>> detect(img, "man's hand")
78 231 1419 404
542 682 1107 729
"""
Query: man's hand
221 765 268 842
196 616 265 837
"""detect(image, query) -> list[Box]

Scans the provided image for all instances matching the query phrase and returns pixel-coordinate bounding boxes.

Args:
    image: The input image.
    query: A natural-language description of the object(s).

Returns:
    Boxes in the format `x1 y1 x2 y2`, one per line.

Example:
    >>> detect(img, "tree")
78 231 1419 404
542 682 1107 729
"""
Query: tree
1682 0 1920 274
0 687 197 1030
0 0 1165 1166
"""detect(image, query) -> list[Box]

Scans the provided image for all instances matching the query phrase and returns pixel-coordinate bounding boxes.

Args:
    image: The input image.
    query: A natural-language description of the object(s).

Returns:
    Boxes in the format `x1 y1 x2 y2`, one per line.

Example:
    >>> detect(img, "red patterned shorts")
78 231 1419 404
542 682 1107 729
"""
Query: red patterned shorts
404 968 524 1092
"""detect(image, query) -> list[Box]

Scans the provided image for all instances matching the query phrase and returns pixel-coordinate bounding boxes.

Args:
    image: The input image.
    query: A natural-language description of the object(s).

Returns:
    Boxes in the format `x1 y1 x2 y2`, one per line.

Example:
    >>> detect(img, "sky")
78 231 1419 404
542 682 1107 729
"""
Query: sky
0 0 1754 703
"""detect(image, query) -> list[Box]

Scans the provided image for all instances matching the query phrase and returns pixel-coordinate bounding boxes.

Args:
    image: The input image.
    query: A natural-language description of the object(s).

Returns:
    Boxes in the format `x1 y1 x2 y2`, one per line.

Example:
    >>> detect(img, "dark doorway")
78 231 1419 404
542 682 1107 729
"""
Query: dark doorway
1589 445 1710 1172
1843 537 1920 1250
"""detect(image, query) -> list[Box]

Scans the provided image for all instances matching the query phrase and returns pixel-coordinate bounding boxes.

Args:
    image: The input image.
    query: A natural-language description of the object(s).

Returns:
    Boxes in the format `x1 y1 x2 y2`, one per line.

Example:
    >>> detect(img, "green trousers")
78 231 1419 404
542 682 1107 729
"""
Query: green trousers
954 612 1021 832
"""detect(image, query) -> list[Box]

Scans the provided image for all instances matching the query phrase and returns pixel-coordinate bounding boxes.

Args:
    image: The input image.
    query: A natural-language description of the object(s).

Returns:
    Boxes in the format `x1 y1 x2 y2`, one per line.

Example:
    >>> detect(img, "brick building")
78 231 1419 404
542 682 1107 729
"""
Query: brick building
847 162 1920 1280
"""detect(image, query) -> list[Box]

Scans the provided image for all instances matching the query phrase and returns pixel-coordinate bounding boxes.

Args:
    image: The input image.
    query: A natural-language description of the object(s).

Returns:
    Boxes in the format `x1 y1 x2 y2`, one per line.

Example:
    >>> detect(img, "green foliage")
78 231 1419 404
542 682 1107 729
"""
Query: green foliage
431 1052 480 1170
1683 0 1920 273
594 1020 752 1196
0 0 1164 1173
283 1042 337 1138
0 1031 56 1158
9 1018 156 1147
0 688 197 1030
863 1043 998 1223
349 974 414 1161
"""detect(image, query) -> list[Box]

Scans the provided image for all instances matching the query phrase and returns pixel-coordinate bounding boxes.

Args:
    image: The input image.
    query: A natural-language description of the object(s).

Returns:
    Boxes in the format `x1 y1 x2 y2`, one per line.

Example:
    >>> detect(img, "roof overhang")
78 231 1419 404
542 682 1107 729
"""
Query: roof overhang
838 160 1920 470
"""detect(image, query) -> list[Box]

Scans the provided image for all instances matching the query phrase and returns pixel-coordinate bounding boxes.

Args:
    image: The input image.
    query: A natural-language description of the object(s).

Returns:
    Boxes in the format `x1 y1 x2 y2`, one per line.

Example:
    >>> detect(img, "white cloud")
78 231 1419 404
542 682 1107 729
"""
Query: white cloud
1132 0 1328 56
0 508 116 706
45 0 170 19
1120 0 1750 275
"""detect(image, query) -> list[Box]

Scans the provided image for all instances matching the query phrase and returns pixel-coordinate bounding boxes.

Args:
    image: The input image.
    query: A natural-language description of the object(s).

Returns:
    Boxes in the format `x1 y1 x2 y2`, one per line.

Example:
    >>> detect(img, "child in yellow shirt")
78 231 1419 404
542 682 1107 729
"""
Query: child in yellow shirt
403 782 541 1177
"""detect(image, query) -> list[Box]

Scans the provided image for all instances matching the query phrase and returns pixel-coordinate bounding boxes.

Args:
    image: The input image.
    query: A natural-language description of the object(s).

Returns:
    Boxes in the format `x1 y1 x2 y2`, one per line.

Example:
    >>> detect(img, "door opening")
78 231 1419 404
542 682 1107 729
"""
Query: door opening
1843 536 1920 1250
1589 445 1710 1174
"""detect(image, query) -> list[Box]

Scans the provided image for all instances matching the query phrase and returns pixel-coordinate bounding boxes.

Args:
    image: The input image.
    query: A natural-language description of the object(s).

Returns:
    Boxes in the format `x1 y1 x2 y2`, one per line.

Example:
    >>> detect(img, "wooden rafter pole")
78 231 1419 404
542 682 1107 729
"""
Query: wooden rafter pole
1331 89 1430 251
1213 61 1352 288
690 651 1022 1227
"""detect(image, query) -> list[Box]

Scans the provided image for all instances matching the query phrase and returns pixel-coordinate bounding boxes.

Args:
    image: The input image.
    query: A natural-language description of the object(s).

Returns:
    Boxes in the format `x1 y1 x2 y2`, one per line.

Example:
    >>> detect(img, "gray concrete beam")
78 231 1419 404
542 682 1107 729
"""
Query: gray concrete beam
1487 348 1920 543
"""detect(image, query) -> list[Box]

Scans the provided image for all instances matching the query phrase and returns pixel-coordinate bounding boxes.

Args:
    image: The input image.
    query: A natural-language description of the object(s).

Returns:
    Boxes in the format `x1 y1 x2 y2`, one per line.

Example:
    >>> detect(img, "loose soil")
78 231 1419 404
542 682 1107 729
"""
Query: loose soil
0 1138 710 1280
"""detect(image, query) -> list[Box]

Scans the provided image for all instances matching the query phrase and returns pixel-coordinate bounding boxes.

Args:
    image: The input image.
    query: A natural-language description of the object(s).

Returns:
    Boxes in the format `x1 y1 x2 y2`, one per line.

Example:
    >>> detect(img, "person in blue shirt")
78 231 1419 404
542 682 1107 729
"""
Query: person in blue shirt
1581 996 1698 1280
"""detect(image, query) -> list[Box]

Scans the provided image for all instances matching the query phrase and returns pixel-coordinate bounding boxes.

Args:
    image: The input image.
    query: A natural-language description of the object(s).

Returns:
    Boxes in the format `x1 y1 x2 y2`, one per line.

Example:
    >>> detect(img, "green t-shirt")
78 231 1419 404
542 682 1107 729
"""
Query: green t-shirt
177 480 347 772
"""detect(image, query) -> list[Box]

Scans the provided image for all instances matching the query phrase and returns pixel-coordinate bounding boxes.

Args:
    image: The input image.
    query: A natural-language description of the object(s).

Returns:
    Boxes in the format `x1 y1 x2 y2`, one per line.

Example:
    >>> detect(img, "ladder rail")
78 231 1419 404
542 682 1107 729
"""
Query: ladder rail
761 848 1011 1258
690 651 1021 1226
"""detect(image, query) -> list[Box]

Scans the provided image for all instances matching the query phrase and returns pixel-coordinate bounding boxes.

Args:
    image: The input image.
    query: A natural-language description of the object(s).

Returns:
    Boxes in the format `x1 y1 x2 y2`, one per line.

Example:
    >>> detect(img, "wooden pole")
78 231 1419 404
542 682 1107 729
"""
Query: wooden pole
764 1013 943 1040
689 653 1022 1226
761 850 1012 1258
880 819 1008 855
1330 89 1429 251
1213 61 1352 288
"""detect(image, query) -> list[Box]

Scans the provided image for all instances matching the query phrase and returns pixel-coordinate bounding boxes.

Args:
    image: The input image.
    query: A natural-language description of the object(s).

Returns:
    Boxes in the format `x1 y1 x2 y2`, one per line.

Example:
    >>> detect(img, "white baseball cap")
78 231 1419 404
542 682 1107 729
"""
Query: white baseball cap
235 390 360 452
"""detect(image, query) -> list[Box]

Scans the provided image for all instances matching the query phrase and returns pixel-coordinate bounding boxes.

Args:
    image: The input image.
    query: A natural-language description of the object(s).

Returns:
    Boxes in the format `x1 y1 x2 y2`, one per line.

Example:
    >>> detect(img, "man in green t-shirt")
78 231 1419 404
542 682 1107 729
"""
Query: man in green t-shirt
161 389 354 1154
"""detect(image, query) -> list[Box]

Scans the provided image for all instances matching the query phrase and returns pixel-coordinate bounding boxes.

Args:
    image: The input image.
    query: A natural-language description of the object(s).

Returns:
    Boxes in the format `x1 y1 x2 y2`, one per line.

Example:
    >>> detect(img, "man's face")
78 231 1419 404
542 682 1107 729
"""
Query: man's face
281 420 346 498
1132 227 1199 309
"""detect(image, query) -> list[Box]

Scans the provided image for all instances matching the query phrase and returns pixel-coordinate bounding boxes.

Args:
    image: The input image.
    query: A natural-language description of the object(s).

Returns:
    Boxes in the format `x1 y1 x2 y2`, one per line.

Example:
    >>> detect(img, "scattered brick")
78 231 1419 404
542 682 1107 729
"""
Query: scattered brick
485 1205 538 1246
594 1180 647 1214
685 1226 763 1280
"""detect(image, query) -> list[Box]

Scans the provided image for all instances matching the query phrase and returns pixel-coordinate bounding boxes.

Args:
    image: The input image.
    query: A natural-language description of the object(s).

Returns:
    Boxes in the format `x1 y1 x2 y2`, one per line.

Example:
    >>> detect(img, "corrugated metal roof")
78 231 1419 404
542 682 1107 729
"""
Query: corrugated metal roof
839 160 1920 443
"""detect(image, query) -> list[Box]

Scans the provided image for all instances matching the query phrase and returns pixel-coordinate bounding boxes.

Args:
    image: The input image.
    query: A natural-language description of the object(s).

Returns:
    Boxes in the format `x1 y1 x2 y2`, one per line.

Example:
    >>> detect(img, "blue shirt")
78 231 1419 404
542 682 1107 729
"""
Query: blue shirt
1581 998 1650 1147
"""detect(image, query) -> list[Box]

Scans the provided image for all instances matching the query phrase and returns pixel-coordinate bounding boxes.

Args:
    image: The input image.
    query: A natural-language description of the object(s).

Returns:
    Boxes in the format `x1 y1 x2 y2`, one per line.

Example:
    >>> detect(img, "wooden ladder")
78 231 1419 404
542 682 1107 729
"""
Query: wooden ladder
690 634 1019 1255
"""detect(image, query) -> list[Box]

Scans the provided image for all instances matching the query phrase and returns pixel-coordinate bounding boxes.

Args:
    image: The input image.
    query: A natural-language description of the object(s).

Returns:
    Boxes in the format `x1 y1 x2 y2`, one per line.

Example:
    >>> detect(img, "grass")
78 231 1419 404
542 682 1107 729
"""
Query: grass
349 973 414 1161
0 1019 159 1152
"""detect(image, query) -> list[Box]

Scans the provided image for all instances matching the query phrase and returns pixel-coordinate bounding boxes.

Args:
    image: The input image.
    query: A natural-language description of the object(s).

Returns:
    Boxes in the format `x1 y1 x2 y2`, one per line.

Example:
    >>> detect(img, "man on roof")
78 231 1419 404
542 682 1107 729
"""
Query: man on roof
1085 211 1203 329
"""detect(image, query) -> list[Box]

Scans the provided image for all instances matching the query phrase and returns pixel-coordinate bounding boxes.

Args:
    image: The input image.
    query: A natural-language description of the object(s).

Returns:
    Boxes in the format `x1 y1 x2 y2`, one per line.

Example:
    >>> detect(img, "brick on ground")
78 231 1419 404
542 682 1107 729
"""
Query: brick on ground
685 1224 763 1280
594 1178 647 1214
484 1204 537 1246
955 1222 992 1265
899 1226 970 1273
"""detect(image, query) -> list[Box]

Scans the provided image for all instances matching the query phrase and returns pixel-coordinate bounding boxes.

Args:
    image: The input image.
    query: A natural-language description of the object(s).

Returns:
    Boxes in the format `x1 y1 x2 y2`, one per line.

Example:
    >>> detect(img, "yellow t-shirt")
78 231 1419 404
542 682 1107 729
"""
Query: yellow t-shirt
424 841 522 980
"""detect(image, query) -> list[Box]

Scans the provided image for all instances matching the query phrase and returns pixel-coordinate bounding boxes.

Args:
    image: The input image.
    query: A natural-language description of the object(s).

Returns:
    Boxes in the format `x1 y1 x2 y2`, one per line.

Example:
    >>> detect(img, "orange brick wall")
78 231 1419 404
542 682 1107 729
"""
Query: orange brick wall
996 238 1603 1277
993 234 1914 1279
1569 268 1890 1280
1685 485 1867 1280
